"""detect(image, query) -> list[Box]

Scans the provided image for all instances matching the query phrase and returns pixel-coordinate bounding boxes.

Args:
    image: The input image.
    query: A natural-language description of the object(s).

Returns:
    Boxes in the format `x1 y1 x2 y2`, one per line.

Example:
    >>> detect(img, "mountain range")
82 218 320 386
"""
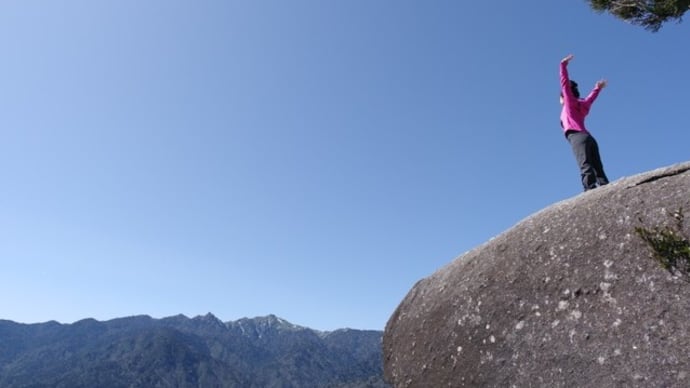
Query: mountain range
0 313 388 388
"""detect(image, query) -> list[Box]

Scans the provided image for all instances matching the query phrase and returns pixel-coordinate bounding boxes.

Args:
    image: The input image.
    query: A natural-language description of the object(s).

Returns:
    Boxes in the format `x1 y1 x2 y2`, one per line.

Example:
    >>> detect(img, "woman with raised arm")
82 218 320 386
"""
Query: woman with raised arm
560 54 609 191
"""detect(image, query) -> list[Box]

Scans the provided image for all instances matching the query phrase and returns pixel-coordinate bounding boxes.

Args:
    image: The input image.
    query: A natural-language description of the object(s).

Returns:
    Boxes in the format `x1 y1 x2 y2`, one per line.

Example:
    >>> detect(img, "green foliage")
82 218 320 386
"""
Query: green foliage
587 0 690 31
635 208 690 282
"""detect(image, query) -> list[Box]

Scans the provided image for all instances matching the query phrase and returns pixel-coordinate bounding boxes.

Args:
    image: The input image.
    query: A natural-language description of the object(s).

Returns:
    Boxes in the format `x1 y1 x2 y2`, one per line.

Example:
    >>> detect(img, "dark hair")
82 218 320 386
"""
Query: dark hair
569 80 580 98
560 80 581 99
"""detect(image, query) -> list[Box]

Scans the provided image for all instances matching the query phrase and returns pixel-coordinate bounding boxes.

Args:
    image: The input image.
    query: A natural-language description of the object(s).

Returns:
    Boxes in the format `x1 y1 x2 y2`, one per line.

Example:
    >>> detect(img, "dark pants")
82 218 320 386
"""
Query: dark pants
566 130 609 191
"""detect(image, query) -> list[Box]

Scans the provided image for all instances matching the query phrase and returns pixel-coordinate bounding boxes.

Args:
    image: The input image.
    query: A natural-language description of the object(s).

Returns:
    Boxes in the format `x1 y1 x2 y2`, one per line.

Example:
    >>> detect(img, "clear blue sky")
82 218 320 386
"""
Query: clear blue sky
0 1 687 331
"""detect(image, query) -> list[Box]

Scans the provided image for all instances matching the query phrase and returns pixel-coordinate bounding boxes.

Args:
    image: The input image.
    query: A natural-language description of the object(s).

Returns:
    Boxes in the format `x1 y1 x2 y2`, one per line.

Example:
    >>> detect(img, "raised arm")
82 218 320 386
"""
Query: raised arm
560 54 575 100
582 79 607 108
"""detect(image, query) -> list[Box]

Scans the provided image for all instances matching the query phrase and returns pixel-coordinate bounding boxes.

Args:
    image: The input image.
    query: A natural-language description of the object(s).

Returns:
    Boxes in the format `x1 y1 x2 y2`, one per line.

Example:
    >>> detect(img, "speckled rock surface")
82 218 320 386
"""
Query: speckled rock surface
384 162 690 388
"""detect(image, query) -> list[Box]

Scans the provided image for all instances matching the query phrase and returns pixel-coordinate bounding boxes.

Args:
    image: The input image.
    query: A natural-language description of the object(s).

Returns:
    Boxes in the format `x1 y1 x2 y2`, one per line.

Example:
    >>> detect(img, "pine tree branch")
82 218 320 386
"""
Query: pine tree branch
587 0 689 31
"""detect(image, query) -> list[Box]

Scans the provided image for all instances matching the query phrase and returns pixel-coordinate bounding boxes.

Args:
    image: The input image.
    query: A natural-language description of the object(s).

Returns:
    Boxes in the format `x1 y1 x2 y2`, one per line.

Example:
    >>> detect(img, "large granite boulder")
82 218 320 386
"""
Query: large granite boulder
384 162 690 387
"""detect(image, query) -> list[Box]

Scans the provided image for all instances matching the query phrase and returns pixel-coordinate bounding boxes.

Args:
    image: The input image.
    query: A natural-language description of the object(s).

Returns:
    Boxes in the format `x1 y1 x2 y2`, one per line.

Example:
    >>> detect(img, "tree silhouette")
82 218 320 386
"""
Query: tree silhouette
587 0 689 31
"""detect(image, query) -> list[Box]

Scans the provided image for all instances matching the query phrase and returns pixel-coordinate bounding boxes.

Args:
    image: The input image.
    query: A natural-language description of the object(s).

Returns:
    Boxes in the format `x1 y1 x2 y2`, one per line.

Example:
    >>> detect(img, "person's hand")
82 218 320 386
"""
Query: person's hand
596 79 608 89
561 54 574 63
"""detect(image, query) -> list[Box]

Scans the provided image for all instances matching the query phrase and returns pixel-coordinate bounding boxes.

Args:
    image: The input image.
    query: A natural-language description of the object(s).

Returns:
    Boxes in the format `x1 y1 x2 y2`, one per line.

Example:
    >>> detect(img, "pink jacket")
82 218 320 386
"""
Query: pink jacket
560 61 601 135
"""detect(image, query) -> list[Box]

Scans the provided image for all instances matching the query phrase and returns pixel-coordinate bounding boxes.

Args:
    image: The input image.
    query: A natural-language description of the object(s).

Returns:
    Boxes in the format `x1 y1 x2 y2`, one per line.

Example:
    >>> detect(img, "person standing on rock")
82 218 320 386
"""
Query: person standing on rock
560 54 609 191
